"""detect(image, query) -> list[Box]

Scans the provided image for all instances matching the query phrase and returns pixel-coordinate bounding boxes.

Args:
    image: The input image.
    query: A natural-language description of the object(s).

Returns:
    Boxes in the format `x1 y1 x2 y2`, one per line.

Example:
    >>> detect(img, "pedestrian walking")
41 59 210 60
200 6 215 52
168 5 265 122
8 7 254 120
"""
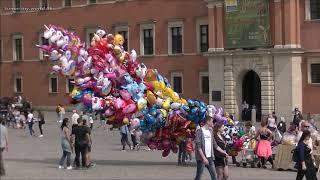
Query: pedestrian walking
89 115 94 130
178 139 187 166
56 105 61 123
37 110 45 137
71 110 79 126
0 117 9 176
194 116 228 180
254 119 274 169
295 130 318 180
120 123 132 151
71 118 90 169
59 118 73 170
213 122 229 180
27 110 35 136
277 117 287 135
59 105 65 123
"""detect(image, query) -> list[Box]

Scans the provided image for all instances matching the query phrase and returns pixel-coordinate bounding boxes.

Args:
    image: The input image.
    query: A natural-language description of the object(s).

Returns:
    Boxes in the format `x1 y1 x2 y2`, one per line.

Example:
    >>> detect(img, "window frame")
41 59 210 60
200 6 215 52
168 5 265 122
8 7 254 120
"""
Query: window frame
85 28 97 49
171 72 183 94
140 23 155 56
168 21 184 55
14 76 23 93
49 75 58 93
305 0 320 20
114 25 130 52
12 0 21 13
63 0 72 7
87 0 97 5
38 33 50 60
196 18 209 53
39 0 49 9
12 34 24 61
199 72 209 95
308 58 320 85
66 78 74 93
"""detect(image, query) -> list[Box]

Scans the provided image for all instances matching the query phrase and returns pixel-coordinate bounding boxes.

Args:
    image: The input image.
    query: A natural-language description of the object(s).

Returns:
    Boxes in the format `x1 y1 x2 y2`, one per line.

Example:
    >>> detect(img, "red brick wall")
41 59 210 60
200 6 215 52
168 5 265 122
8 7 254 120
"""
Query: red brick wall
0 0 209 106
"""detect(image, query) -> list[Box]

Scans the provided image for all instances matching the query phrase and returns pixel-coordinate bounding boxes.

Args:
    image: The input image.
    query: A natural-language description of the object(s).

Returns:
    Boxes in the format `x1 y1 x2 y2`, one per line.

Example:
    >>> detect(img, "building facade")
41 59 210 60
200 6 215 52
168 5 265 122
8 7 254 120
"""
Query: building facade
0 0 210 108
206 0 320 120
0 0 320 121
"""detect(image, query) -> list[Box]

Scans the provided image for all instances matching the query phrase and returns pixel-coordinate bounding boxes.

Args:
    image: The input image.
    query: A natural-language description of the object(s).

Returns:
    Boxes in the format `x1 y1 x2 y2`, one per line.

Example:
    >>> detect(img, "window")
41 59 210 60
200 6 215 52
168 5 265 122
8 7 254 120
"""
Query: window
115 25 129 51
14 76 22 93
88 0 96 4
143 29 153 55
168 21 183 55
66 78 74 93
12 35 23 61
196 18 209 53
171 72 183 94
200 25 209 53
40 0 48 9
117 31 128 51
86 28 97 48
171 27 182 54
64 0 72 7
199 72 209 94
311 0 320 20
140 24 155 55
49 76 58 93
39 34 49 60
13 0 21 13
311 64 320 83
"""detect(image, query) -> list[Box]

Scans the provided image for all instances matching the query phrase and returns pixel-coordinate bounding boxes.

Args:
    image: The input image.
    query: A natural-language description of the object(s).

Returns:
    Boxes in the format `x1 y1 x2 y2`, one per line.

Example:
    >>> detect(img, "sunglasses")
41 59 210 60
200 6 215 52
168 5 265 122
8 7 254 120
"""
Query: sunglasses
304 126 310 128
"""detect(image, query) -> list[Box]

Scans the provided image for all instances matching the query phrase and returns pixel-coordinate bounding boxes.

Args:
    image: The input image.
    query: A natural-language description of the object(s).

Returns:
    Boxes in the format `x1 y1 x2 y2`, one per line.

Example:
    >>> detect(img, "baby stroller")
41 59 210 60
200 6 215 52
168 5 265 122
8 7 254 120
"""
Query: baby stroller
239 137 259 168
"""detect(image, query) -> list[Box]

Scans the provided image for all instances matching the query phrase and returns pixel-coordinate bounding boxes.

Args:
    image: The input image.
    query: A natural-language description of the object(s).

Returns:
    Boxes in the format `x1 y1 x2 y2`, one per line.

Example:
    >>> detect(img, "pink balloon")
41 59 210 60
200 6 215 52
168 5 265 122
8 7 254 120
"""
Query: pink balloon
119 90 131 101
113 97 125 110
122 103 136 114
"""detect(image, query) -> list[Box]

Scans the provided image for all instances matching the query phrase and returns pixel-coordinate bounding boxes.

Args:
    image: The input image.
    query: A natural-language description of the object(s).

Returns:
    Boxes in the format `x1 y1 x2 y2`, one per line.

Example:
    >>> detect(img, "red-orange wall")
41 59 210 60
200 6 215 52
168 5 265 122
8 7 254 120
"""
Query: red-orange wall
0 0 209 106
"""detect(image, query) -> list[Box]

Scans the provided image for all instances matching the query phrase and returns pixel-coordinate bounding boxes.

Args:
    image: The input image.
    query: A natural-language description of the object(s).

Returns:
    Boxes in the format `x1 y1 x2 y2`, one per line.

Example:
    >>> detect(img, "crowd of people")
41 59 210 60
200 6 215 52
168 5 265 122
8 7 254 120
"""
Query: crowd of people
1 103 320 180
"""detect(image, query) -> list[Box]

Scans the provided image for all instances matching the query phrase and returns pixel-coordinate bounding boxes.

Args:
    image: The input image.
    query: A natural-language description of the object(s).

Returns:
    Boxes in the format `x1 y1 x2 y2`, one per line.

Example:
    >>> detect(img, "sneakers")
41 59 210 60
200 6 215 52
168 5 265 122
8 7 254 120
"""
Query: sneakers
66 166 73 170
58 165 63 169
38 135 44 138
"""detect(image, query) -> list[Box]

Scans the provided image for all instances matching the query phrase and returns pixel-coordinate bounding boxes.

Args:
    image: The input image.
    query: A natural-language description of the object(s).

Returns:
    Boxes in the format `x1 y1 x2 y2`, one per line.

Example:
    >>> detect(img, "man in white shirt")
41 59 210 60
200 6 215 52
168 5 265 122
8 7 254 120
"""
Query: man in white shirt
0 118 8 176
27 110 35 136
59 105 66 123
71 110 79 126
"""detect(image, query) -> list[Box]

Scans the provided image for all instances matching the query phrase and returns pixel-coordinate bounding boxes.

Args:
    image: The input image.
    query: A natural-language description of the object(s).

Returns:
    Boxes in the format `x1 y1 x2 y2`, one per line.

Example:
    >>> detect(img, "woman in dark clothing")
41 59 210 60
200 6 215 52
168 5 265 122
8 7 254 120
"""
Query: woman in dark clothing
213 122 229 180
295 130 317 180
37 110 45 137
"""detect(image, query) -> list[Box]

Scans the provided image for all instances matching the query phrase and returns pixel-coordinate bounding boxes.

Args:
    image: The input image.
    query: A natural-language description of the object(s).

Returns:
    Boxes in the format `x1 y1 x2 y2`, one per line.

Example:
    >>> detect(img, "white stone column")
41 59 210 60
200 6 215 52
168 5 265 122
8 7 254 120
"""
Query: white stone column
274 54 302 121
224 57 236 114
260 55 275 118
208 56 225 107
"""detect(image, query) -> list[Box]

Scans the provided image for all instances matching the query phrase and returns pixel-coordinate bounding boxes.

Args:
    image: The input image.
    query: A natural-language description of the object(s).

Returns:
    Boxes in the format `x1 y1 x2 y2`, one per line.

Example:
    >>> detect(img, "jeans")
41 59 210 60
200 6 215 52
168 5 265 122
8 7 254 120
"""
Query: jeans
178 142 186 164
28 122 34 136
195 157 217 180
59 151 71 167
121 133 131 150
0 148 5 176
38 123 43 135
74 145 88 168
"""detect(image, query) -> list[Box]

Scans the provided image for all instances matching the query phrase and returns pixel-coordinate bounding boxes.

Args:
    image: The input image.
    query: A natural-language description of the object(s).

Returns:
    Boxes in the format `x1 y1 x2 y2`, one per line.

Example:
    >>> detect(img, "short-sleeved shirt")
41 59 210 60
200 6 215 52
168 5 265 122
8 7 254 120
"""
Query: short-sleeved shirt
72 125 90 146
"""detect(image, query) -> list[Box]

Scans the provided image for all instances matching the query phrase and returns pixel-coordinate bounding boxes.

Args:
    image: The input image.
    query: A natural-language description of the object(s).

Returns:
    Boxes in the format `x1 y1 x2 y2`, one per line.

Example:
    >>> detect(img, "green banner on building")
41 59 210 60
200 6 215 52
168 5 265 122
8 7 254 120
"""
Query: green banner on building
225 0 271 48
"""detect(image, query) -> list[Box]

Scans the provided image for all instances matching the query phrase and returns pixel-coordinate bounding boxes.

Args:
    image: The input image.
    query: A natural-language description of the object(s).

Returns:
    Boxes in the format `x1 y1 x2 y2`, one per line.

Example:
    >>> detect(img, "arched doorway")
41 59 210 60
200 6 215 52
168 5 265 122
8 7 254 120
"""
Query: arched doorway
242 70 261 121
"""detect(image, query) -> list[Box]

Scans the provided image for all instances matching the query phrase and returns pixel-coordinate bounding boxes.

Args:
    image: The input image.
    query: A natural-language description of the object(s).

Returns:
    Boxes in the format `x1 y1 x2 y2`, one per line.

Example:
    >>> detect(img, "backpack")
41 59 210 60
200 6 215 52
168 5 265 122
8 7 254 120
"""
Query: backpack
291 147 299 162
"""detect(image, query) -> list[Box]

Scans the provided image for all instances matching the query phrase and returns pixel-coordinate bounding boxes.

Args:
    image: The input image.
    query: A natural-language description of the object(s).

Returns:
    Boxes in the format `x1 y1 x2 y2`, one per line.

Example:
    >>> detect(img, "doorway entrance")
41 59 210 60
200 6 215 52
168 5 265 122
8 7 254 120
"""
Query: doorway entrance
242 70 261 121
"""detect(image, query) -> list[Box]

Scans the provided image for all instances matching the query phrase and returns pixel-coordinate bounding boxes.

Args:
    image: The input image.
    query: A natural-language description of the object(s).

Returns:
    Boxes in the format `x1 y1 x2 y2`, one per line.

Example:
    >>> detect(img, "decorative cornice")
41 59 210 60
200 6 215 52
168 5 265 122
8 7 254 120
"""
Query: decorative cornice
204 48 306 57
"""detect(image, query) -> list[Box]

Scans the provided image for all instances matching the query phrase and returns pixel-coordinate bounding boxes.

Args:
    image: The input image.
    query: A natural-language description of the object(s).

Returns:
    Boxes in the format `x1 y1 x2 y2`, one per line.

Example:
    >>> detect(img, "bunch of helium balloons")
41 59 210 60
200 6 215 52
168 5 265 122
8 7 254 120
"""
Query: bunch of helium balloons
37 25 231 157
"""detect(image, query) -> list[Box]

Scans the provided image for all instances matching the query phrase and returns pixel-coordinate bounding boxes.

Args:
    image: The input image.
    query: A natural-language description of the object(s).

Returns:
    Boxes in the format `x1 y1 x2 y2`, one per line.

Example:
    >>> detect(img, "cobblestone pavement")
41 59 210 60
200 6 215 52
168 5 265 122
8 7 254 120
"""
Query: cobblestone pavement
1 112 307 180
